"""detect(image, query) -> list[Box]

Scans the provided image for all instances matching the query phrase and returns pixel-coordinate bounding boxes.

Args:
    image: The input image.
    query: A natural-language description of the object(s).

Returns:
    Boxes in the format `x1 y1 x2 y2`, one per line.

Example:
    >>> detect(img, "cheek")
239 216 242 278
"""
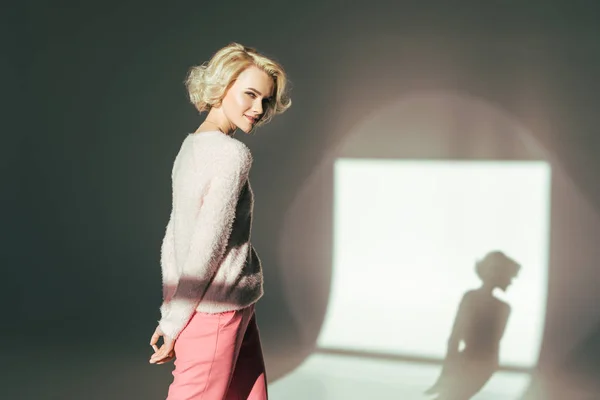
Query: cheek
222 92 246 114
232 92 252 110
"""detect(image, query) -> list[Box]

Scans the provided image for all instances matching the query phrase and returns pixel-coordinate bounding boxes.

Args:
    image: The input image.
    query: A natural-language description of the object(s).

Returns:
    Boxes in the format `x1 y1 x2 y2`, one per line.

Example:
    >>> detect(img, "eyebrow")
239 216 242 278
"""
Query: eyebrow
247 87 272 100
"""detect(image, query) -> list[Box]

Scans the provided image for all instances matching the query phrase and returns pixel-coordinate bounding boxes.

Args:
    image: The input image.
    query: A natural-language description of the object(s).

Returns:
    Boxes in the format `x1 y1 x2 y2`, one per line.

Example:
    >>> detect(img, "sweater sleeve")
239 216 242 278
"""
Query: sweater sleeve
158 143 252 340
158 210 177 320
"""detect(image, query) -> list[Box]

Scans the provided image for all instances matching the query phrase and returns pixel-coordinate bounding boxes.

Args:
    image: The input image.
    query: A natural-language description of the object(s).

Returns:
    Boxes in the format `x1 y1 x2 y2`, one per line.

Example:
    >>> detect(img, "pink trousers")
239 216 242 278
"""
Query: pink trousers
166 305 267 400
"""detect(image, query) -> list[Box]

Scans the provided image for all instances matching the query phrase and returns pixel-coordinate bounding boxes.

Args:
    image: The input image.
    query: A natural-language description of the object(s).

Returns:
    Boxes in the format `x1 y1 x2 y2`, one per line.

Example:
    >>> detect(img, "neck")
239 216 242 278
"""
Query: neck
200 108 236 136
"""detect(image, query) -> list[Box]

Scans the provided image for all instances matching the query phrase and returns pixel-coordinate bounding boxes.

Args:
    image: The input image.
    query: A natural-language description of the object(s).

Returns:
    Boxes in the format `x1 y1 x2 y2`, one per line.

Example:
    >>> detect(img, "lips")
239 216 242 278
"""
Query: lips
244 115 258 124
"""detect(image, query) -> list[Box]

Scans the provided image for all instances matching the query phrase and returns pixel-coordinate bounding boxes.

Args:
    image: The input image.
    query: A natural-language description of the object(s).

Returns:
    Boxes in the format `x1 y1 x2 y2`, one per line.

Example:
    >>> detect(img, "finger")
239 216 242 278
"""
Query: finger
150 349 164 361
150 339 175 361
157 339 174 354
150 353 170 364
151 351 173 364
150 331 161 346
150 345 169 363
152 344 159 352
157 353 175 364
150 354 164 364
161 351 175 363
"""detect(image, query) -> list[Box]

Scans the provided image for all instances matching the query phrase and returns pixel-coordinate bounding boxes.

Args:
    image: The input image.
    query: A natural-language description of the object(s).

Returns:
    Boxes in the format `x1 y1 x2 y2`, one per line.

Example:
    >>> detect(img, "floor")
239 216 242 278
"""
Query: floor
270 352 531 400
8 340 532 399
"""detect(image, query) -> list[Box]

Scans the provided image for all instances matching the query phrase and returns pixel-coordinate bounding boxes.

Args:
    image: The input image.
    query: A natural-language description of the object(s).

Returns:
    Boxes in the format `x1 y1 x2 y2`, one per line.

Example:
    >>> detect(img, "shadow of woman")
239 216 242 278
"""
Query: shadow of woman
424 251 521 400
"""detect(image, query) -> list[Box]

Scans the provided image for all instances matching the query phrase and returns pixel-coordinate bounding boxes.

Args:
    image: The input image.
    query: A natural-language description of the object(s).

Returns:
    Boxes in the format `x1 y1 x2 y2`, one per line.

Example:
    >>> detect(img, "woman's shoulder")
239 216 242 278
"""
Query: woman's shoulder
189 132 249 150
187 132 253 167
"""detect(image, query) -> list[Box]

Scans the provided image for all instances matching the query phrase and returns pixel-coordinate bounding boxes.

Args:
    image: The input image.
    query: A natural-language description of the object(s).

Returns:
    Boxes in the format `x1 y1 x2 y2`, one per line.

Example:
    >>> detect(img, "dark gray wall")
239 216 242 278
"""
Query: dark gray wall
5 1 600 398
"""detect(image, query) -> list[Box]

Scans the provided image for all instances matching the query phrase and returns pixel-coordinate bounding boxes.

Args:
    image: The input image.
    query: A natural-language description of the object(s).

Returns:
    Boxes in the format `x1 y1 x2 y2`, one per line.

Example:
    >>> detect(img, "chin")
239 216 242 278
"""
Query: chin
237 123 253 134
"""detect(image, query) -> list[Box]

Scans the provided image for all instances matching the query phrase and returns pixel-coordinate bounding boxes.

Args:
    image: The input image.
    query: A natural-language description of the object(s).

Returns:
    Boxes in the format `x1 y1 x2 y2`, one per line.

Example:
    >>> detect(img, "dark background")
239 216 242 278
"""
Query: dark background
4 1 600 398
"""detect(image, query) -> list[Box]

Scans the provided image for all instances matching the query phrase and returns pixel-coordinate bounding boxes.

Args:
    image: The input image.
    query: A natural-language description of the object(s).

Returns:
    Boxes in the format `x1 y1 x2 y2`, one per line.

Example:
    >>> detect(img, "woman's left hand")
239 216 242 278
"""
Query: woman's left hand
149 325 176 364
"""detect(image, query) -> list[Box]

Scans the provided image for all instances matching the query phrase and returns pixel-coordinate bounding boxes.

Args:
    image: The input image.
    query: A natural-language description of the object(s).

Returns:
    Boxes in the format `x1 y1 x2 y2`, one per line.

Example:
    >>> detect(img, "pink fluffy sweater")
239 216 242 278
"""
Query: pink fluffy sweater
158 131 263 340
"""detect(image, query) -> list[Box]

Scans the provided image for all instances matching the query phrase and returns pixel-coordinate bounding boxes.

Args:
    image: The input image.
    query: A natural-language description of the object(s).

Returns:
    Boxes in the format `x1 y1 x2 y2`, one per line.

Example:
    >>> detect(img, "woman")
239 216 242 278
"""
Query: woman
149 43 291 400
425 251 521 400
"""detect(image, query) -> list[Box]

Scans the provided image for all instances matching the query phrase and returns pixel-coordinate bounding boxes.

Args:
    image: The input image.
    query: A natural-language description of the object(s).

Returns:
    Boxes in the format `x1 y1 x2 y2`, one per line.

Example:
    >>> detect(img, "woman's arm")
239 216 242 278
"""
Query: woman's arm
158 142 252 340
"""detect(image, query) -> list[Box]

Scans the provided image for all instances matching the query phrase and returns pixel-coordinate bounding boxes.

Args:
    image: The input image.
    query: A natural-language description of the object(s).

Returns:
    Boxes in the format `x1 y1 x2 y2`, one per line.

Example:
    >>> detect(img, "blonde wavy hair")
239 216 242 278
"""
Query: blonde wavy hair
185 43 292 127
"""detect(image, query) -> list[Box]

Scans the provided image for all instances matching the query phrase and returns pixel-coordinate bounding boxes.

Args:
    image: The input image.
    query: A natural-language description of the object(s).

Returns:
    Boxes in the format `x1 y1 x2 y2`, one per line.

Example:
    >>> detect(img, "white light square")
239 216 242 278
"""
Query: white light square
318 159 550 368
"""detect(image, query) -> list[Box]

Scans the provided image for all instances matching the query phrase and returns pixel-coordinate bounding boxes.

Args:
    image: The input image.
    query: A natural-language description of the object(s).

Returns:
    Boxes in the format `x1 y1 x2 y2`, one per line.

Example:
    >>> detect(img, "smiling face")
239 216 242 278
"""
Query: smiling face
219 65 275 134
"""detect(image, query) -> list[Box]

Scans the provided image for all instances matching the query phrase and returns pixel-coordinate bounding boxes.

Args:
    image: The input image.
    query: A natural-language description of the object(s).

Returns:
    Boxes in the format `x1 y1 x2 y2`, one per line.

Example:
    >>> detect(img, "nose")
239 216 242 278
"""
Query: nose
252 100 263 115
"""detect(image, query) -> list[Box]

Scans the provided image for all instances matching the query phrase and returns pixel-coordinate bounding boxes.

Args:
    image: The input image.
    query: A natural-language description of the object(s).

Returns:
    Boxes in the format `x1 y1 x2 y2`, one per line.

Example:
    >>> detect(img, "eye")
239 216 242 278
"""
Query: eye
246 92 257 99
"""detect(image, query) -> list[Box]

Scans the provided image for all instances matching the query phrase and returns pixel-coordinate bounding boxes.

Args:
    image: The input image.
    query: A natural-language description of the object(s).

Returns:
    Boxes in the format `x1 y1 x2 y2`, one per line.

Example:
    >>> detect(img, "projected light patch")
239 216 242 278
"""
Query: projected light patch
317 159 550 368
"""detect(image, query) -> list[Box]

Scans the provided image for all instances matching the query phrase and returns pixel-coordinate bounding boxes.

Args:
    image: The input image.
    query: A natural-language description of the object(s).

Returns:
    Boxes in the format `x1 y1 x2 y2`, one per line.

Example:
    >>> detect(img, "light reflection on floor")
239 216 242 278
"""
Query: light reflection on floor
270 353 531 400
